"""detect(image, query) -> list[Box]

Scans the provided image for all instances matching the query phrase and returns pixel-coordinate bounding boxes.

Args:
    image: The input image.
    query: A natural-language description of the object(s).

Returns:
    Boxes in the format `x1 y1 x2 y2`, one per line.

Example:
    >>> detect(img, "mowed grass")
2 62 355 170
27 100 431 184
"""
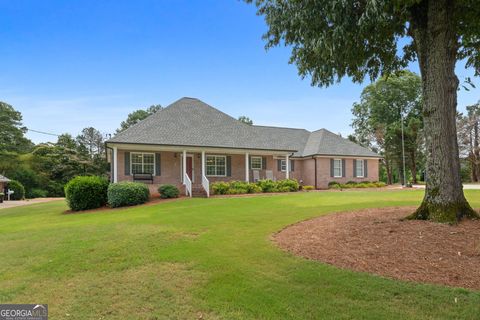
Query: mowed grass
1 190 480 319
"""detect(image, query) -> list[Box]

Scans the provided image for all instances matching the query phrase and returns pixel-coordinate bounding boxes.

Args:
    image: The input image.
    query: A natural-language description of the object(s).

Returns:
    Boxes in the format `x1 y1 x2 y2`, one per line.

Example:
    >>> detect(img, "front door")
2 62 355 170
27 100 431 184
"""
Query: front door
186 156 193 181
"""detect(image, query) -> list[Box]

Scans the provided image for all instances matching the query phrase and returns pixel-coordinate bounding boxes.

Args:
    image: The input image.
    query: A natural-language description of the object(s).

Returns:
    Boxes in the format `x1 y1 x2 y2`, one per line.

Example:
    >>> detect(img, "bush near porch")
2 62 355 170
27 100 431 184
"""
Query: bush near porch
108 182 150 208
328 181 387 189
211 179 300 195
65 176 109 211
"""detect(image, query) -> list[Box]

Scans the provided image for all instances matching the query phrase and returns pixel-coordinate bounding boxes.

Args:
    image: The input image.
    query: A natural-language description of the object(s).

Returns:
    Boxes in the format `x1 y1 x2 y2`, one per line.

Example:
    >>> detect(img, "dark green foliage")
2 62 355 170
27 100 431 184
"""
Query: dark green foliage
7 180 25 200
238 116 253 125
28 188 48 198
0 101 34 153
64 176 109 211
116 105 162 133
328 181 341 187
158 184 180 199
108 182 150 208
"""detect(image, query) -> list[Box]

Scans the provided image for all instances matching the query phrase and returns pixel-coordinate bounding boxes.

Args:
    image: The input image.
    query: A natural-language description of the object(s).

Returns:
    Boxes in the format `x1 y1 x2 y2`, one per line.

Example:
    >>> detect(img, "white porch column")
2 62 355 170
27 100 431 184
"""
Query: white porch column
201 151 206 177
182 150 187 184
245 153 249 182
285 154 290 179
113 146 118 183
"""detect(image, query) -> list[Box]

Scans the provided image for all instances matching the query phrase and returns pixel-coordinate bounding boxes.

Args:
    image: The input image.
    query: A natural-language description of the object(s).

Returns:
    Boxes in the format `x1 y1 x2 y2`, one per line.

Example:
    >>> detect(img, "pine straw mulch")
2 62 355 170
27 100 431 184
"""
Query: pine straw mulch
274 207 480 290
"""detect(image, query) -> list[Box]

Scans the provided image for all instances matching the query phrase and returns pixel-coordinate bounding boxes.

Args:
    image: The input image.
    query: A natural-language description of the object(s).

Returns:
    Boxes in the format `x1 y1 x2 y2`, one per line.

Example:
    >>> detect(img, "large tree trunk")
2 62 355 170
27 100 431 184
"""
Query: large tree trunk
407 0 478 223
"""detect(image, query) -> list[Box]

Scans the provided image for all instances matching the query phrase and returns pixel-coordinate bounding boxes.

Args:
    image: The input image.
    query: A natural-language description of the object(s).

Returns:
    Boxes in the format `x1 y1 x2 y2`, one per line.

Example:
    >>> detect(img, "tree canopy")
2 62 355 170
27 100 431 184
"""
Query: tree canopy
248 0 480 222
0 101 33 153
238 116 253 125
351 70 423 184
116 104 162 133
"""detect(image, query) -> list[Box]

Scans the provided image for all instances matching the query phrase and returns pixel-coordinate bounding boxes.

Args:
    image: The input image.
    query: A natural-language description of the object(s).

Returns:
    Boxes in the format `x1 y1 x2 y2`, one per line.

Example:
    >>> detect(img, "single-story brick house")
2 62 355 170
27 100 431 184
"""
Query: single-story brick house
106 97 380 196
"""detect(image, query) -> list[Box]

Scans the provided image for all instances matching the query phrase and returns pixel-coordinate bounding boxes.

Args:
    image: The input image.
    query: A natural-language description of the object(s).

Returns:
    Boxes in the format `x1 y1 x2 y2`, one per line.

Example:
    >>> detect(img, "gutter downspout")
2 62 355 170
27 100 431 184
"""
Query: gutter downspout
314 157 317 189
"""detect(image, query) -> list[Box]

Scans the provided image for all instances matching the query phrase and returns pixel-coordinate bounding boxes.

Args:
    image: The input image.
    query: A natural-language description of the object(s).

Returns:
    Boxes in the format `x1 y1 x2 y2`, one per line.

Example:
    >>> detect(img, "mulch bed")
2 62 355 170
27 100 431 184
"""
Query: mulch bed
274 207 480 290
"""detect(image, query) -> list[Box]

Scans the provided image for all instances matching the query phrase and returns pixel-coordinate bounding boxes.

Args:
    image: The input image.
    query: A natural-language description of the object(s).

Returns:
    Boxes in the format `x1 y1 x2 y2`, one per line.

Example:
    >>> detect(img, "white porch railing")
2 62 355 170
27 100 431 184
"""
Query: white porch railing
184 173 192 197
202 174 210 198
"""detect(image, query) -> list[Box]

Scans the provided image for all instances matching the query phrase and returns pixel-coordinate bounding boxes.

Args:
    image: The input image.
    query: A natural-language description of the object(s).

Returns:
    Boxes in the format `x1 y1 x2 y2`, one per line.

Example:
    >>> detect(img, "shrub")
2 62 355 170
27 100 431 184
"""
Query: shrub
28 188 48 198
277 179 300 192
229 181 250 194
211 182 230 195
108 182 150 208
7 180 25 200
246 183 262 193
374 181 387 187
158 184 180 199
64 176 109 211
303 185 315 191
328 181 341 188
257 179 278 193
227 187 248 195
346 181 357 185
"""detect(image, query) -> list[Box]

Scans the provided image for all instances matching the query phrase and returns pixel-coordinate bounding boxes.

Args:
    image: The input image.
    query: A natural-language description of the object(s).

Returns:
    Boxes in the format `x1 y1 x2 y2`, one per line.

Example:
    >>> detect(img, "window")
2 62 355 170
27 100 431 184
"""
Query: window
251 156 262 170
280 160 287 172
355 159 364 177
333 159 342 177
206 155 226 176
131 153 154 174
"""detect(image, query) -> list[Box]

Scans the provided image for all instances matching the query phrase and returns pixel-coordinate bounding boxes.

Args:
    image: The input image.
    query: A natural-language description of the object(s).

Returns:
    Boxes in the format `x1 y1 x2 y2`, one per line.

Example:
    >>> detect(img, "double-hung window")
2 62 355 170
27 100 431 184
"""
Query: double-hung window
355 159 365 178
333 159 342 177
206 155 226 176
131 153 154 174
251 156 262 170
280 160 287 172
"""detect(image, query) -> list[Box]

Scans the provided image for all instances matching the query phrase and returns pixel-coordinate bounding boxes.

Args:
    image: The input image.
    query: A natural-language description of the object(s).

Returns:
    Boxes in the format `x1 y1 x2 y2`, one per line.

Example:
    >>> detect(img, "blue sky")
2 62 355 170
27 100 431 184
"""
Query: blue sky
1 0 478 144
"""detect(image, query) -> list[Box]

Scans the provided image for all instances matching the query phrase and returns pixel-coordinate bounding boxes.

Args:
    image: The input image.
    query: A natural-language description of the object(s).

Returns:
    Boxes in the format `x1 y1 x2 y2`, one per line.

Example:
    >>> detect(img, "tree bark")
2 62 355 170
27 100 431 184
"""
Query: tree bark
407 0 478 223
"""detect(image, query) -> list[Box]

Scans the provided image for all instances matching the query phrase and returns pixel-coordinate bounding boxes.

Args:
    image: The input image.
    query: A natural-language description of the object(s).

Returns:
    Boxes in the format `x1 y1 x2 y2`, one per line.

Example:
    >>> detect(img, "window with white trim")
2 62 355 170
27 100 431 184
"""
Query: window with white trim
206 155 226 176
251 156 262 170
131 153 154 174
355 159 364 177
280 160 288 172
333 159 342 177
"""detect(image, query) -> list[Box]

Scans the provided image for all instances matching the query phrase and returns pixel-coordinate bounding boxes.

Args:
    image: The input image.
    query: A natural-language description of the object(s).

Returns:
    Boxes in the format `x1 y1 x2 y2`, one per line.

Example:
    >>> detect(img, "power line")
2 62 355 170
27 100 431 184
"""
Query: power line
26 128 60 137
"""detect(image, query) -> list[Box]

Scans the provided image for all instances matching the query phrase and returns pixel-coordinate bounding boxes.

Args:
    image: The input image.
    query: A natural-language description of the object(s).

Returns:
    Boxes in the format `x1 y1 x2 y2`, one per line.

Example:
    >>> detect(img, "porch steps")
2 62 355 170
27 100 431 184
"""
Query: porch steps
191 184 208 198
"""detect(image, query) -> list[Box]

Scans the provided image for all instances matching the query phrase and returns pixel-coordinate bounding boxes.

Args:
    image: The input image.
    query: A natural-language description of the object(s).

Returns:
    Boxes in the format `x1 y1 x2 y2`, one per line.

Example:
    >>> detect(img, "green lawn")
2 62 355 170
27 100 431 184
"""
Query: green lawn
1 190 480 319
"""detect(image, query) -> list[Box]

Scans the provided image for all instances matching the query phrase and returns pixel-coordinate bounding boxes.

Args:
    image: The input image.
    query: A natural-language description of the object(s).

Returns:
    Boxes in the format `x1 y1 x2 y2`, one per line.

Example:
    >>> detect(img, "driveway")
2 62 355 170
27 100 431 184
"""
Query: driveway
0 198 64 210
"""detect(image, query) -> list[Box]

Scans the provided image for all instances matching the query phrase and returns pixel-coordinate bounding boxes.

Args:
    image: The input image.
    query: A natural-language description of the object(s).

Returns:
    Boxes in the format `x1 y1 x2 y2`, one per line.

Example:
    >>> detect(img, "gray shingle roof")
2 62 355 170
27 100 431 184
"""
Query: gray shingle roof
108 97 379 158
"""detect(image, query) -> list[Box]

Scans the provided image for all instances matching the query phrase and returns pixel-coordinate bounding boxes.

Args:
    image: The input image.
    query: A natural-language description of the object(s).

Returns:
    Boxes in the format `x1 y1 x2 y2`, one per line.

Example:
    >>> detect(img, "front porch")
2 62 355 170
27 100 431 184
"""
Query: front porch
109 144 297 197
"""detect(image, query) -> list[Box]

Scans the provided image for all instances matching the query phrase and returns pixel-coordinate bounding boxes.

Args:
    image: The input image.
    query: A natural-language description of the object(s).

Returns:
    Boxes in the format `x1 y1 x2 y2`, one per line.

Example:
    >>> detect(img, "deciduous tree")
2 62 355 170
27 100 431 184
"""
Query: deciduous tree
116 104 162 133
247 0 480 222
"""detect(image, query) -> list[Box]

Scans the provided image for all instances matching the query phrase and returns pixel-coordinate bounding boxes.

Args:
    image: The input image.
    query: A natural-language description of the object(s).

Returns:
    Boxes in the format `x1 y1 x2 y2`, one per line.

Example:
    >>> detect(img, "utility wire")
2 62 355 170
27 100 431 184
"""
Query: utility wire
26 128 61 137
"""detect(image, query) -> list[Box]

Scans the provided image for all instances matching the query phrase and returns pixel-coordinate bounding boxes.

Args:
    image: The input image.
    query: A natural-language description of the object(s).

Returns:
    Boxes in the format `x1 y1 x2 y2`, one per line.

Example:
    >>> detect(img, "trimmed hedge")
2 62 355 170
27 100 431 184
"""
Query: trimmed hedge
303 185 315 191
7 180 25 200
211 179 299 195
108 182 150 208
158 184 180 199
328 181 387 189
65 176 109 211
